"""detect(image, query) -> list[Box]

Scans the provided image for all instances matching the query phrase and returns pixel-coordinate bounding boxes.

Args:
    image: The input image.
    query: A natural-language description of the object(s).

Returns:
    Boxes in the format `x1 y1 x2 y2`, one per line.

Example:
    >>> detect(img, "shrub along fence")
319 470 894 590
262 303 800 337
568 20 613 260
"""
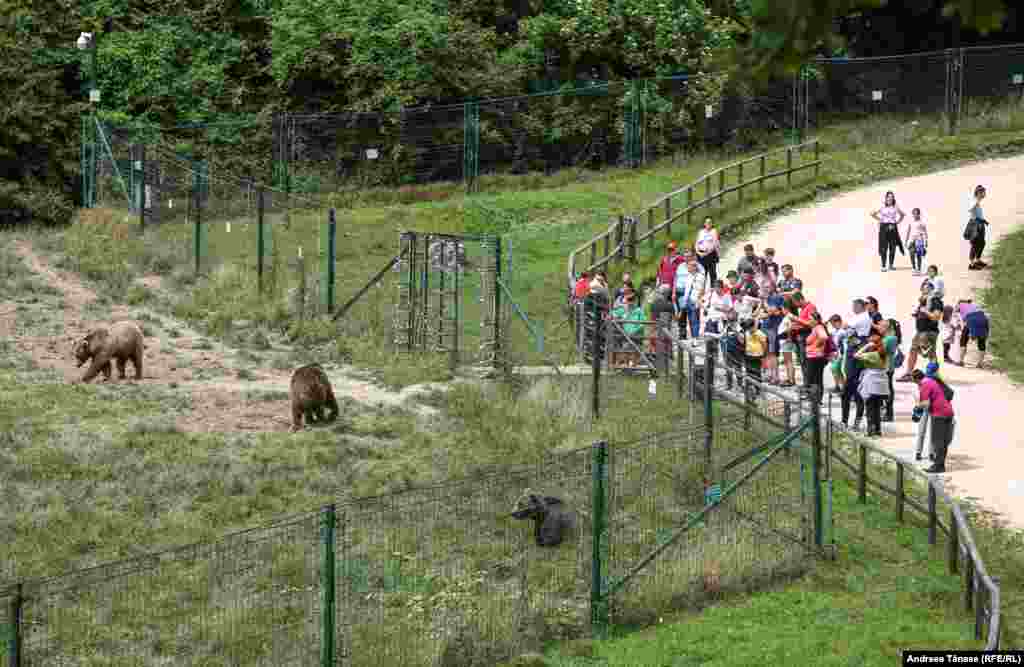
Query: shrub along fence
575 309 1001 648
1 373 820 666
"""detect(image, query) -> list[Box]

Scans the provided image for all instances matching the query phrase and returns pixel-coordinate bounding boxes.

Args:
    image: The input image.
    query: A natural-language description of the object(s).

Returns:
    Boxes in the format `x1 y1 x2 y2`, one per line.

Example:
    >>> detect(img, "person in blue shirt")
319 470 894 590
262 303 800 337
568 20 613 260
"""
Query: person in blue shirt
673 258 706 339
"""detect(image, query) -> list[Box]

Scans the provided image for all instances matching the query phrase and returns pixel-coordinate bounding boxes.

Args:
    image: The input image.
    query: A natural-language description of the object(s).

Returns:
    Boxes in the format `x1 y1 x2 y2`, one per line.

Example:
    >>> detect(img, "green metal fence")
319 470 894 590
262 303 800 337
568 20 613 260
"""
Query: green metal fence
1 399 816 665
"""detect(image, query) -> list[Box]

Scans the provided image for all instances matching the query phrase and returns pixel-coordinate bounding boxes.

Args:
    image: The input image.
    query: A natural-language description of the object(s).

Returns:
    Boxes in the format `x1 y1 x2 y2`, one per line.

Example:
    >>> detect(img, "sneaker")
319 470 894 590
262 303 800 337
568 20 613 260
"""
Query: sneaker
924 465 945 474
881 265 888 272
896 373 914 382
915 453 922 461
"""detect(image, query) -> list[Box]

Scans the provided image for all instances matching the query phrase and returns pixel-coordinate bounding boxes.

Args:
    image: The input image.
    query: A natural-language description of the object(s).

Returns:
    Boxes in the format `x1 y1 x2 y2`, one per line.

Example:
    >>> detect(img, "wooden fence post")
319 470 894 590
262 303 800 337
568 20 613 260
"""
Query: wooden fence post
857 444 867 503
738 162 744 203
718 170 725 206
928 483 937 546
814 140 820 179
948 510 959 574
760 155 766 193
648 208 655 250
965 554 975 611
665 197 672 239
615 216 624 261
786 148 793 189
896 463 904 523
686 186 693 228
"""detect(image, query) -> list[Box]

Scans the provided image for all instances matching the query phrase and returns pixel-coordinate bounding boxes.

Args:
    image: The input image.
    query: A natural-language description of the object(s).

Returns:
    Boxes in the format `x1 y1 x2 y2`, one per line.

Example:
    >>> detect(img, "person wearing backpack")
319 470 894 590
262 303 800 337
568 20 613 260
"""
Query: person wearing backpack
881 318 904 422
854 332 891 437
912 362 955 474
964 185 990 270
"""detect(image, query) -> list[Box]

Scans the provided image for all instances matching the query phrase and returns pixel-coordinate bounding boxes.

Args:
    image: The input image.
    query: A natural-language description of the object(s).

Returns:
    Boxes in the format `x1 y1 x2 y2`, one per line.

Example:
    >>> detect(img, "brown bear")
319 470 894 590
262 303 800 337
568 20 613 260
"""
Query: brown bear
290 363 339 432
73 321 145 383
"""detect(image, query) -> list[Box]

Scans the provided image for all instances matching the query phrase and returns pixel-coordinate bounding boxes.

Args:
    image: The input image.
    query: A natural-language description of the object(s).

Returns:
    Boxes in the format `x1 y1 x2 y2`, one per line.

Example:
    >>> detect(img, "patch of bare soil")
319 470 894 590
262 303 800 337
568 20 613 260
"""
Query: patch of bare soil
5 241 434 433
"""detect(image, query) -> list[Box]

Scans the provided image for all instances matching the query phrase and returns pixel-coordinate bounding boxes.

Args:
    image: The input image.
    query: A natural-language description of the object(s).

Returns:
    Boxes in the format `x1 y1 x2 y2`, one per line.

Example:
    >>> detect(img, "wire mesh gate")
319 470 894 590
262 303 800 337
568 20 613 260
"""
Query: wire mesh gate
392 231 513 369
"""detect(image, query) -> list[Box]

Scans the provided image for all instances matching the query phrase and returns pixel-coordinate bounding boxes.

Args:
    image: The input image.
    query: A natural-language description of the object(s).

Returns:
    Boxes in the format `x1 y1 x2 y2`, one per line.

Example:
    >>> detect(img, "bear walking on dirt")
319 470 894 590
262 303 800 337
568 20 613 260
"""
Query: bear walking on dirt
73 321 145 383
290 364 339 432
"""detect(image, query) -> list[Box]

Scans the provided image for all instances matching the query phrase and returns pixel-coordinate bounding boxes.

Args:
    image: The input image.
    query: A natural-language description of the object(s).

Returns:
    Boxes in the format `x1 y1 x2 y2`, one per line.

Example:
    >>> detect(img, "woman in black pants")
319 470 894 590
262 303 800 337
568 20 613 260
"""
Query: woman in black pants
967 185 990 270
870 191 906 272
695 217 720 285
882 318 901 422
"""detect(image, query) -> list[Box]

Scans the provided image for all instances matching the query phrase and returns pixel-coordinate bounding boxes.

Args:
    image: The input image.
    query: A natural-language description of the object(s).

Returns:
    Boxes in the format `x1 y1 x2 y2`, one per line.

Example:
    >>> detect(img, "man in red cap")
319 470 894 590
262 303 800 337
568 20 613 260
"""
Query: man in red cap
657 241 685 290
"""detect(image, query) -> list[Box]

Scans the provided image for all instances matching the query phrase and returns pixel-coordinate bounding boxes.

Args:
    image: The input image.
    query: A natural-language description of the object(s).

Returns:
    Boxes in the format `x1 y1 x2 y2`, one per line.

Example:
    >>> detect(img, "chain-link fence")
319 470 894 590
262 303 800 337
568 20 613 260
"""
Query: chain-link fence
2 380 819 665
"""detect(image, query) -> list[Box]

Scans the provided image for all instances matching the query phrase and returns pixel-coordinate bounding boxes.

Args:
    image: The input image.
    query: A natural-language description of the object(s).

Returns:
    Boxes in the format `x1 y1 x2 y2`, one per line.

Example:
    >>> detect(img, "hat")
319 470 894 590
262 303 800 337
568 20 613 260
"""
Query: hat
925 362 940 378
667 241 677 250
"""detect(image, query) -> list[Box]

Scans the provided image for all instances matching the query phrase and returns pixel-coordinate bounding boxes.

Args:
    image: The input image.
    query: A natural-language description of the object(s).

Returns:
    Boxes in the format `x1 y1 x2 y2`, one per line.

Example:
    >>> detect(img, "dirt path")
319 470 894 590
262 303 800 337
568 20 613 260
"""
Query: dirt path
719 154 1024 528
3 240 438 432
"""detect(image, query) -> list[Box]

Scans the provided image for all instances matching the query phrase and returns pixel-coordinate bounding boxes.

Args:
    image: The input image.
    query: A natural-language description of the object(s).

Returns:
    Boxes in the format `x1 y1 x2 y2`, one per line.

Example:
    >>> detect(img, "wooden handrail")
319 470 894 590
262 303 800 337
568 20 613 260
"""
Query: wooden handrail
567 139 822 288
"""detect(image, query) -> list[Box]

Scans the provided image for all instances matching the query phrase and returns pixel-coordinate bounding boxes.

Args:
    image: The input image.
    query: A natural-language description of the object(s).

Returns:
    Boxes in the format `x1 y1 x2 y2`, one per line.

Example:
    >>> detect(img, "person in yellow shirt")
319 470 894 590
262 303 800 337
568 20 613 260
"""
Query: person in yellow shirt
741 318 767 384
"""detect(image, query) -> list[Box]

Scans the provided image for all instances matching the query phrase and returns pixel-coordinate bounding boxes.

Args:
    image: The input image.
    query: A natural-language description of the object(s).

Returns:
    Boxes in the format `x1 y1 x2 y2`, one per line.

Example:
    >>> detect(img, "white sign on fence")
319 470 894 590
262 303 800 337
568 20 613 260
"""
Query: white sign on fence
705 104 714 118
365 148 380 160
1014 74 1024 85
872 90 883 101
648 379 657 398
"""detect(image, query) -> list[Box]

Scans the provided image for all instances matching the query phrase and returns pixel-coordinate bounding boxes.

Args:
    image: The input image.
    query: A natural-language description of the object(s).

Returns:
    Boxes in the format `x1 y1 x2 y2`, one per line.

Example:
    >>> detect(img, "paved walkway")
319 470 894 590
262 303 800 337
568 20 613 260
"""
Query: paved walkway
718 155 1024 528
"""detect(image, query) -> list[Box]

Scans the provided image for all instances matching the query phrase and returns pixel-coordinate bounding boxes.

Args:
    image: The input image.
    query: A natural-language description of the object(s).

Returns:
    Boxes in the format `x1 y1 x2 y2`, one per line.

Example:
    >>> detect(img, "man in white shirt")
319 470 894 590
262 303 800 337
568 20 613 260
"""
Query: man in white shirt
674 259 706 340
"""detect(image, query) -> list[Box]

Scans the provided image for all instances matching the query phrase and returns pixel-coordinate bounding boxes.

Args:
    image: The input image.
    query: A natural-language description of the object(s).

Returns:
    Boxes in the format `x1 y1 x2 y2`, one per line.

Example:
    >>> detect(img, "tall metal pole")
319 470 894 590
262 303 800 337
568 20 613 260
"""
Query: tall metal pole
811 397 823 548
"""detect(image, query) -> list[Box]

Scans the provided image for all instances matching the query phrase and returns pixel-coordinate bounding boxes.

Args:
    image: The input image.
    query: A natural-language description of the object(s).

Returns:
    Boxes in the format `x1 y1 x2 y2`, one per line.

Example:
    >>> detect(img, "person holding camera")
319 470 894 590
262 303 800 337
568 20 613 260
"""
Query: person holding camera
912 363 956 474
898 282 943 382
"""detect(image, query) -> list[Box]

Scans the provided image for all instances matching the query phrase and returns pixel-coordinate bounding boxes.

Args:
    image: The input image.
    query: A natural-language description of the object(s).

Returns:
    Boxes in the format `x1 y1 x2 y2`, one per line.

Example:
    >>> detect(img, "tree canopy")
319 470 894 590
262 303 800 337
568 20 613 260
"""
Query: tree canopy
0 0 1015 224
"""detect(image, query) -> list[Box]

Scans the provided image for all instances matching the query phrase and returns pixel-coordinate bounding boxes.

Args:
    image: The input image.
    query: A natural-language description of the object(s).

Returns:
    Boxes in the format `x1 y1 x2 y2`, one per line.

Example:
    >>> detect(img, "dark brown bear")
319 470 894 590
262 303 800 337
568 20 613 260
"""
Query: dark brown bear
73 322 145 383
290 363 339 432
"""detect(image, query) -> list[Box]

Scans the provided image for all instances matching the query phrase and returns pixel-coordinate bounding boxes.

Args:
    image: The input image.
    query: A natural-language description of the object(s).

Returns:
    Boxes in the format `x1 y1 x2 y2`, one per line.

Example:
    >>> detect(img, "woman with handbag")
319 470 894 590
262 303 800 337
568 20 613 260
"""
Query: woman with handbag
966 185 990 270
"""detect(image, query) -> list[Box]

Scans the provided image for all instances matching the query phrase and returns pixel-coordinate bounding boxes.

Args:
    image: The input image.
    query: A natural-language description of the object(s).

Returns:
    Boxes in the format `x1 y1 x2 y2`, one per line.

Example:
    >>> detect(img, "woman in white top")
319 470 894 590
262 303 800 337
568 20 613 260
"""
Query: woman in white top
905 207 928 276
703 279 734 335
967 185 990 270
870 191 906 272
694 217 721 285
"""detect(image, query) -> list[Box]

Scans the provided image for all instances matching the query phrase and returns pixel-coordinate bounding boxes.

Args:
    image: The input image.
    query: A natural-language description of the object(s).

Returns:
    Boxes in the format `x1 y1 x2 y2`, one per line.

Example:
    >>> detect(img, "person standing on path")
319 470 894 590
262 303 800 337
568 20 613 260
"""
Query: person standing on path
657 241 685 289
789 291 818 381
906 208 928 276
956 300 991 369
695 217 721 286
841 299 872 431
913 363 956 474
673 259 705 339
870 191 906 272
966 185 991 270
703 279 735 336
804 311 831 404
924 265 945 307
736 244 765 277
898 283 943 381
876 318 903 422
941 305 962 365
854 331 890 437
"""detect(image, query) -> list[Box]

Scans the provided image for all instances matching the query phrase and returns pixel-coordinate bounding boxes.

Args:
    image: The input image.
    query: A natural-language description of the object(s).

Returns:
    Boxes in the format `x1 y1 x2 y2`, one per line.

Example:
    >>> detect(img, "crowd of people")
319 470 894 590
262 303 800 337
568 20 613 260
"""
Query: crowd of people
571 186 994 474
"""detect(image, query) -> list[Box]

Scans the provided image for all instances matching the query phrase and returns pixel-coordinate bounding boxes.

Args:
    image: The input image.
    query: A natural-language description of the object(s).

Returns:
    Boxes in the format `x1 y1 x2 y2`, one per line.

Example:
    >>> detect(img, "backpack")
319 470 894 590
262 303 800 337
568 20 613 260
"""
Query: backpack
937 378 955 402
894 347 905 369
823 333 837 359
963 220 978 241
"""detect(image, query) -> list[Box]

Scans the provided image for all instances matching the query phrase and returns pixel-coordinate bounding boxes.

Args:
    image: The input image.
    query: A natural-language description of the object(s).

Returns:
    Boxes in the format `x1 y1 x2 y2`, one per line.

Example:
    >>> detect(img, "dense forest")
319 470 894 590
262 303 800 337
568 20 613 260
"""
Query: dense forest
1 0 1019 224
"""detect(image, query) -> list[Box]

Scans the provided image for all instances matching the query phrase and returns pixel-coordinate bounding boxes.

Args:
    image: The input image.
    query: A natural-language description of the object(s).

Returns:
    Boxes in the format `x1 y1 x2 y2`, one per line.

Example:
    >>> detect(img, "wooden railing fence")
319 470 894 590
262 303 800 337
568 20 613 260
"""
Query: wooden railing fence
567 139 822 287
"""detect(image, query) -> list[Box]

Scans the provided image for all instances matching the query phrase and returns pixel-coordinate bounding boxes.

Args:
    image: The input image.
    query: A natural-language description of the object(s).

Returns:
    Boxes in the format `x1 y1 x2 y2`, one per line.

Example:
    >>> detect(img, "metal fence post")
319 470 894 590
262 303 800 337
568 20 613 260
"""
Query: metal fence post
704 338 715 469
257 187 266 295
321 504 337 667
811 398 823 548
676 336 685 399
813 140 820 180
590 440 609 637
193 178 202 276
138 143 146 231
964 554 975 611
325 209 337 314
9 583 22 667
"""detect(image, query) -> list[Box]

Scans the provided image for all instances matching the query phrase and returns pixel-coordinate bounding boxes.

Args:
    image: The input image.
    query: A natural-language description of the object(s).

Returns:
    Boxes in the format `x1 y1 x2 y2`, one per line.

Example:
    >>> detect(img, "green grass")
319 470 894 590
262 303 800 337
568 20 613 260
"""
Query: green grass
540 454 1024 667
981 226 1024 384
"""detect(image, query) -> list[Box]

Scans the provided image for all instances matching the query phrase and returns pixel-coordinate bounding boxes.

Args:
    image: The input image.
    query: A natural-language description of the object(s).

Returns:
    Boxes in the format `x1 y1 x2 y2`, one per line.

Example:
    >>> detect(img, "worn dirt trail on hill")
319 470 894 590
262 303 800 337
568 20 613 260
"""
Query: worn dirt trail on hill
1 241 436 432
718 155 1024 528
